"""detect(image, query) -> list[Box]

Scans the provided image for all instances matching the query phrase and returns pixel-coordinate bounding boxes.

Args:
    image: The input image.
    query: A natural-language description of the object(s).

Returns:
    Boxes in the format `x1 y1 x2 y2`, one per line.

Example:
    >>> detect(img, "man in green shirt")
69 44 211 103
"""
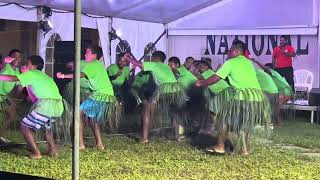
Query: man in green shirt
107 53 138 110
252 61 293 125
107 54 130 91
184 57 195 70
125 51 186 143
196 41 270 155
264 63 292 103
0 55 69 159
255 66 279 123
57 45 120 150
197 60 230 134
0 50 23 137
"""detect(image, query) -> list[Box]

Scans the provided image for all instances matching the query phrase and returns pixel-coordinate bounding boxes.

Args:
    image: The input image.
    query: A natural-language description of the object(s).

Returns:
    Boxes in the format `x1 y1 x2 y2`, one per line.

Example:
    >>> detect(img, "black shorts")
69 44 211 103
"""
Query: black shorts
275 66 294 91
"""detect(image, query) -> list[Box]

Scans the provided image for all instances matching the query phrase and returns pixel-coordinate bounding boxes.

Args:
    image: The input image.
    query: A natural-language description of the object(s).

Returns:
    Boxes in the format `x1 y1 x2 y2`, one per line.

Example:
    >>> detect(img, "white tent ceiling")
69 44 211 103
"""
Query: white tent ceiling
0 0 223 23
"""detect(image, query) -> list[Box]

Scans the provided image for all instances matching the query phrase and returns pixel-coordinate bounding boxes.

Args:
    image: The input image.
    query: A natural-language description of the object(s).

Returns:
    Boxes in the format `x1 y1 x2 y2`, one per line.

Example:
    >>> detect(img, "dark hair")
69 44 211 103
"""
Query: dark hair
87 45 103 60
152 51 166 62
28 55 44 70
204 57 212 64
265 63 274 69
280 35 287 40
186 56 194 61
231 40 246 54
168 56 181 66
198 60 211 68
9 49 22 57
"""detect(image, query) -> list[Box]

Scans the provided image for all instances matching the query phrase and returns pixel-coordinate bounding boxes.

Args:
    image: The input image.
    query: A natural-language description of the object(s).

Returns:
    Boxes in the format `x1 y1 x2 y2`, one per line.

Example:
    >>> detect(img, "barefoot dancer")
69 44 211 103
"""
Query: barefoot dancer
57 45 120 150
196 40 270 155
0 55 71 159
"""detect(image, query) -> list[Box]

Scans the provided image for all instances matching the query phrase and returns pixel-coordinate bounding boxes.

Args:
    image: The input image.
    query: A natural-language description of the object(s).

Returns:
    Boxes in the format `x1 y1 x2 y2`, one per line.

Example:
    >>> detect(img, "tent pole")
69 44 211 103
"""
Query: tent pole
72 0 81 179
164 23 169 63
318 0 320 88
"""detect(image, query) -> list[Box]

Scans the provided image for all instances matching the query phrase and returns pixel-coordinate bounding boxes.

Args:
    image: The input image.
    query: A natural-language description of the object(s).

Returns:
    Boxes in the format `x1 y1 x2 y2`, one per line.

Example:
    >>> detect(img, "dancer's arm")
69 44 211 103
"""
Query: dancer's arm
124 53 143 70
0 75 18 82
56 72 86 79
195 74 221 87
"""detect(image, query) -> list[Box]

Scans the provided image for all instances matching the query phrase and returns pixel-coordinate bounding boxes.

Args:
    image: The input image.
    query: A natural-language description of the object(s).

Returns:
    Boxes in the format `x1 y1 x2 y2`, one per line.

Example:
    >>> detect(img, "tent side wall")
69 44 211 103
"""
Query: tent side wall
0 3 166 68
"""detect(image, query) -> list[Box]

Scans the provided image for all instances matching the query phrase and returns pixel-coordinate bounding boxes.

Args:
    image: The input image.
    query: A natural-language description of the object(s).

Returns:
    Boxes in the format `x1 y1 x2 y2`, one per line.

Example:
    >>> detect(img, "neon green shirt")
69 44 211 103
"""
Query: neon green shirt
202 69 229 94
0 64 20 95
80 60 91 89
132 71 151 89
271 70 292 96
143 62 177 84
177 66 197 89
216 56 262 101
256 69 278 94
216 56 261 89
81 60 114 97
17 70 61 100
107 64 130 87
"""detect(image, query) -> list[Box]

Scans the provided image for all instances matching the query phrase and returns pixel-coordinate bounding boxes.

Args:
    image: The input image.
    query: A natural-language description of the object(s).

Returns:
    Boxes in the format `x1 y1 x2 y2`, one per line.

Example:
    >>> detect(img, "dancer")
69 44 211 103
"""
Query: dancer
125 51 186 143
0 55 70 159
196 40 270 155
57 45 120 150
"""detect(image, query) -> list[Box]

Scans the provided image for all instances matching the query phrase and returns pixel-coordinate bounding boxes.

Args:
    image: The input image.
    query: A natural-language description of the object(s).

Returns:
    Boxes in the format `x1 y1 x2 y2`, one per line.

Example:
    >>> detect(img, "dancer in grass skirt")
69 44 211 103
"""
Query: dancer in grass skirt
196 41 271 155
0 50 23 134
57 45 121 150
0 55 71 159
168 57 210 135
125 51 186 143
253 61 293 124
197 60 230 133
107 53 138 111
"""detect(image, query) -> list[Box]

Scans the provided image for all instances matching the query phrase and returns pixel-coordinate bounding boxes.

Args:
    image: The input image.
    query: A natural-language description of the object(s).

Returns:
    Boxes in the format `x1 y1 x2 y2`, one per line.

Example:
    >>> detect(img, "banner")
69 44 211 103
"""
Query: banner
169 35 319 87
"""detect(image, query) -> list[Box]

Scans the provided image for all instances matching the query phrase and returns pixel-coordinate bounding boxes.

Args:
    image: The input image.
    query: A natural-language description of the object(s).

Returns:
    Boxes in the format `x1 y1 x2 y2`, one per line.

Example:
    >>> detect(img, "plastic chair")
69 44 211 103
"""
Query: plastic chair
294 70 313 92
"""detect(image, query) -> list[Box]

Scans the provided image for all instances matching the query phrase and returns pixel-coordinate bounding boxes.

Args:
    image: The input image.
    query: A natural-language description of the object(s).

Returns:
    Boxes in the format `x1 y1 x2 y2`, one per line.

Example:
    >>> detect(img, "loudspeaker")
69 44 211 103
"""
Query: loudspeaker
53 40 92 93
308 88 320 106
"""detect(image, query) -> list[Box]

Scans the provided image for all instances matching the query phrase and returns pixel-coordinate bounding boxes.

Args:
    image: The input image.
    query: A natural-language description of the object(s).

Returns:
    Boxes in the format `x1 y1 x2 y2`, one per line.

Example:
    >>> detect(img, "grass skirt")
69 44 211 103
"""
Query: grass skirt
215 88 271 153
207 88 233 114
29 99 72 144
150 83 187 128
63 81 92 105
114 83 141 112
81 93 122 131
182 86 211 132
265 93 280 124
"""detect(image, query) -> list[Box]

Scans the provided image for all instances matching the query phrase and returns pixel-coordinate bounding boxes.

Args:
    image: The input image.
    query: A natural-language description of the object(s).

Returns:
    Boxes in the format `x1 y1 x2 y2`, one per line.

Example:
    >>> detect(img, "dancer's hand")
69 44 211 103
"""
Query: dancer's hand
123 53 132 63
56 72 65 79
4 56 14 64
195 80 205 87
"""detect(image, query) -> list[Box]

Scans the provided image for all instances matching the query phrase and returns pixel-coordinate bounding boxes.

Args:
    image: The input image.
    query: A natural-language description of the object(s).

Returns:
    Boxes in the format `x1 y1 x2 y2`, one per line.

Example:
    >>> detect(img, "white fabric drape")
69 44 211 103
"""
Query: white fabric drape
0 3 37 22
111 18 166 65
97 18 111 67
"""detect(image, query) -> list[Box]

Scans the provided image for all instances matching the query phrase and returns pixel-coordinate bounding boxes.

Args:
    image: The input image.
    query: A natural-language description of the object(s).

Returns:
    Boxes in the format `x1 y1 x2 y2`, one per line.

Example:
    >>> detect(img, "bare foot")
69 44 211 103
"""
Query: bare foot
210 145 225 154
47 149 59 158
29 153 42 160
80 145 86 151
141 139 149 144
242 151 249 155
96 144 105 150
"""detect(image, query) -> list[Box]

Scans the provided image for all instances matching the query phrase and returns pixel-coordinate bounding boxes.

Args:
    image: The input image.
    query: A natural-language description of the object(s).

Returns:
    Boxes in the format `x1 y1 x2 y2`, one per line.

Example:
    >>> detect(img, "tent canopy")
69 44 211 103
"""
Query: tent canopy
0 0 222 23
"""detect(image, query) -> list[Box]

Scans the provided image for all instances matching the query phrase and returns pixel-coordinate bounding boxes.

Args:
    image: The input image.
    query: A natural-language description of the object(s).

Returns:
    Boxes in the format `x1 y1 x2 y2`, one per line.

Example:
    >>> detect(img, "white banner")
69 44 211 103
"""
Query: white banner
169 35 319 88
